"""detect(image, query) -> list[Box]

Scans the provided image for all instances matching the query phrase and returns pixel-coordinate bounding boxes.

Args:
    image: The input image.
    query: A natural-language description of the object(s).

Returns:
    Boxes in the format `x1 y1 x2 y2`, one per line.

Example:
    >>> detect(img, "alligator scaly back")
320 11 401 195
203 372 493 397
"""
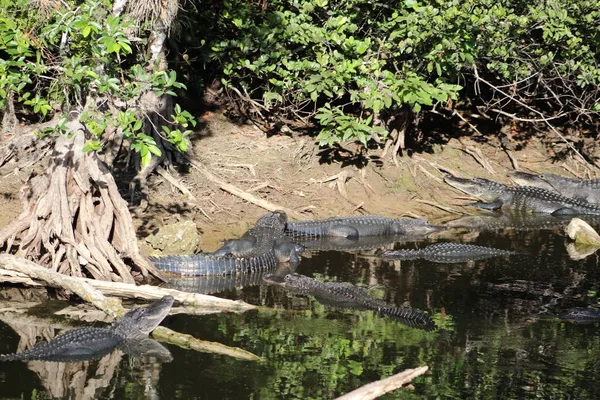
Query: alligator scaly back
445 174 600 215
285 215 442 239
0 296 174 362
264 273 437 331
511 171 600 204
150 211 294 276
0 327 122 362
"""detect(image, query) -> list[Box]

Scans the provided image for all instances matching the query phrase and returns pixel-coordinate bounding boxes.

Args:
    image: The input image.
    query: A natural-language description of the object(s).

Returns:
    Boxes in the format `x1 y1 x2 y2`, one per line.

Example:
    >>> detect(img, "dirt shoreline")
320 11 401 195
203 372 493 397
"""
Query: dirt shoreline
1 112 597 252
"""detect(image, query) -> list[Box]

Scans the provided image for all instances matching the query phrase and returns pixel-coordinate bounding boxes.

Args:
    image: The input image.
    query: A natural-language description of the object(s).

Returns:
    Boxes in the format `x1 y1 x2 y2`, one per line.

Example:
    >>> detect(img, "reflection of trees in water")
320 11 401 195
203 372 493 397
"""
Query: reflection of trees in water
0 291 166 399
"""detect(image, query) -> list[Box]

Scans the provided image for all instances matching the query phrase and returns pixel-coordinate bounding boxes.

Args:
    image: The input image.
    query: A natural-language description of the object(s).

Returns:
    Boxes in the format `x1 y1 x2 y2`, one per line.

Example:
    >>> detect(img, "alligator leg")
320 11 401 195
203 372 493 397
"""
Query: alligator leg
212 237 257 257
274 240 305 264
467 201 503 210
325 224 360 238
552 207 579 216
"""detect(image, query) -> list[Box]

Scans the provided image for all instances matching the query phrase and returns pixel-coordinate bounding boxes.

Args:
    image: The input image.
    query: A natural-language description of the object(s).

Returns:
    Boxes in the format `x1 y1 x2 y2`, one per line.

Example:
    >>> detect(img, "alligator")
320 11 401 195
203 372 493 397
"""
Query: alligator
0 296 174 362
511 171 600 204
285 215 443 240
558 308 600 321
150 211 304 276
380 242 516 263
263 273 437 331
293 233 435 253
445 212 583 232
166 264 297 294
444 174 600 216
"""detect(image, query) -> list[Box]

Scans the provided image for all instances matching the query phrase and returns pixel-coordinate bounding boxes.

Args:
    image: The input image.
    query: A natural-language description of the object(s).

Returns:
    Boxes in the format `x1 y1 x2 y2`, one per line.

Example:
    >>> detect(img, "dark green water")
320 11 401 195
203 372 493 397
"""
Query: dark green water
2 227 600 399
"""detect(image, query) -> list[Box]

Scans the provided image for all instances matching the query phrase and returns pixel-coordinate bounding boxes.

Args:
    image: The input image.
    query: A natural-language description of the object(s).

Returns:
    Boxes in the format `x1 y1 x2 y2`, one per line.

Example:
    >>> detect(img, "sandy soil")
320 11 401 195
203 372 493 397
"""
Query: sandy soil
1 111 597 252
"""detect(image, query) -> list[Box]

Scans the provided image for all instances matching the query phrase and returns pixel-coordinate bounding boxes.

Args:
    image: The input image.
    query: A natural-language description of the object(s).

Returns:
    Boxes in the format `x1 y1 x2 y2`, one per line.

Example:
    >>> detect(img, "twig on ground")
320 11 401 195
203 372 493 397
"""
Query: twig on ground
412 156 460 177
460 143 495 175
224 163 257 176
188 159 306 220
416 164 444 184
156 166 195 200
335 366 429 400
504 149 519 170
416 199 464 214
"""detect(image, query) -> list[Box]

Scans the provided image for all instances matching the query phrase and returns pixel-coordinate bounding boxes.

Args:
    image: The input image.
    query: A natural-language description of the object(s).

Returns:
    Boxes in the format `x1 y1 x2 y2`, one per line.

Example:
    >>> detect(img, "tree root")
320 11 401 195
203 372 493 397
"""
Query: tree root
0 116 164 282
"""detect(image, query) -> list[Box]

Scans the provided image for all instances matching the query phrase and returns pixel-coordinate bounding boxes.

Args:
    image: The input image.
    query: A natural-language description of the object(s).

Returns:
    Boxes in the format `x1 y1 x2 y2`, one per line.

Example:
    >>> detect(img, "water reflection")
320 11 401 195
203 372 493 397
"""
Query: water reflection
3 224 600 398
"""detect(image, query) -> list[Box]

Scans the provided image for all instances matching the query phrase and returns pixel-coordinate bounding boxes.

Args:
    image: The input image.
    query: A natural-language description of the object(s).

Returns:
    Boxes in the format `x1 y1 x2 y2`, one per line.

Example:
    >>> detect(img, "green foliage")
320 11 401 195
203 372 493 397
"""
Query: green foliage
202 0 600 148
0 0 196 168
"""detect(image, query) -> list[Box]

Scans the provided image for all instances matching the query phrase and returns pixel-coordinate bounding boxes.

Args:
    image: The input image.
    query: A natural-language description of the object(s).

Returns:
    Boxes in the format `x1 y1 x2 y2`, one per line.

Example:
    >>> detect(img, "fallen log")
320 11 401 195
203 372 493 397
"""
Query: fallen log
0 254 257 314
335 366 429 400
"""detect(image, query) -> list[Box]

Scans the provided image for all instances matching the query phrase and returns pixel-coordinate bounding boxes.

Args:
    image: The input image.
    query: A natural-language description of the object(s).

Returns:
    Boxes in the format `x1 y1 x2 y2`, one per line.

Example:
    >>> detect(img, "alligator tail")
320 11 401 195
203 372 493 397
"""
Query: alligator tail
377 306 437 331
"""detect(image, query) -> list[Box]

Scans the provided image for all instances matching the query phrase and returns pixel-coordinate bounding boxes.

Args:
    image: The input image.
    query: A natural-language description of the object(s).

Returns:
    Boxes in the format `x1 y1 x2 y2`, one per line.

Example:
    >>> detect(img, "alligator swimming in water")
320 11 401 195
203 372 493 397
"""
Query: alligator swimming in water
293 232 437 253
285 215 442 240
444 174 600 216
263 273 437 331
0 296 174 362
380 242 516 263
510 171 600 204
150 211 304 276
558 308 600 322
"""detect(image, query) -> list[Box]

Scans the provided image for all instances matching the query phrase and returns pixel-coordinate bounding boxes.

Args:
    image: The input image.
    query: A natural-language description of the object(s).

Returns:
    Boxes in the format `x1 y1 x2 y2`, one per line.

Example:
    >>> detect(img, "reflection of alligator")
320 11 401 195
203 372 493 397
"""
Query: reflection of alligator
0 296 174 362
445 212 583 232
559 308 600 321
511 171 600 204
166 264 297 294
444 174 600 216
294 233 435 253
150 211 304 276
381 242 515 263
285 215 442 239
264 273 437 331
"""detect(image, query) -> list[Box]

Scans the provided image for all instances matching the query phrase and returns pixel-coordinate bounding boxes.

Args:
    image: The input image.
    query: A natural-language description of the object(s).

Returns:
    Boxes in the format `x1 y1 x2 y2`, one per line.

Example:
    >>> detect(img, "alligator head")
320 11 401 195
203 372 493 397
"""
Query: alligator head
256 210 288 230
263 272 313 291
112 295 174 340
509 171 556 191
444 174 507 202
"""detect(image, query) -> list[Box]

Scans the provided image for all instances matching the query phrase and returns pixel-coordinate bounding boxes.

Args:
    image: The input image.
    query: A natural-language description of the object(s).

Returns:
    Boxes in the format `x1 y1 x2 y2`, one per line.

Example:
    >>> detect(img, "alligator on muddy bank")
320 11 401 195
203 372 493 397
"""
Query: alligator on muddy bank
285 215 443 239
0 296 174 362
150 211 304 276
444 174 600 216
263 273 437 331
511 171 600 204
380 242 516 263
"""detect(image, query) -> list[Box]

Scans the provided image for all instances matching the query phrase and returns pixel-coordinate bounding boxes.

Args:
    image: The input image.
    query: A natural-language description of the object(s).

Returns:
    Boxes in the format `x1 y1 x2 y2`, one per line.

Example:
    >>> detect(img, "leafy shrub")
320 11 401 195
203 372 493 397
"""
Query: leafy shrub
203 0 600 149
0 0 195 166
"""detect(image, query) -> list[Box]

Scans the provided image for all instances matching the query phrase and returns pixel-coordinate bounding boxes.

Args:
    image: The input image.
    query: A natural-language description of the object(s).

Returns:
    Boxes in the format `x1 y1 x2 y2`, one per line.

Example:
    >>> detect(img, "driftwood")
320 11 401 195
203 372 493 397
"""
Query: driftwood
188 159 306 220
335 366 429 400
0 254 257 314
152 327 261 361
0 256 262 361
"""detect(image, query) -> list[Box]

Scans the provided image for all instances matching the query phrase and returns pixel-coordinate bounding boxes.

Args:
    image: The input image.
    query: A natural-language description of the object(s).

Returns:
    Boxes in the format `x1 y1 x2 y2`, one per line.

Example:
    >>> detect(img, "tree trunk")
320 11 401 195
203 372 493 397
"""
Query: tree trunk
0 113 164 282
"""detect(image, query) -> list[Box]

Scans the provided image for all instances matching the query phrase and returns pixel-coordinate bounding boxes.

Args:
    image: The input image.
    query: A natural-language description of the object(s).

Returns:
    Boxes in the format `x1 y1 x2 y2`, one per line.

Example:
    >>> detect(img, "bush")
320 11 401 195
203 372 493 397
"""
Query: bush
202 0 600 149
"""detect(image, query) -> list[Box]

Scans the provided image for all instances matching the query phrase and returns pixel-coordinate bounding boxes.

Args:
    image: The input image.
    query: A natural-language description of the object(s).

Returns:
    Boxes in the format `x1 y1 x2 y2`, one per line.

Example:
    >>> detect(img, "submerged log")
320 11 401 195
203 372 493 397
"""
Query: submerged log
335 366 429 400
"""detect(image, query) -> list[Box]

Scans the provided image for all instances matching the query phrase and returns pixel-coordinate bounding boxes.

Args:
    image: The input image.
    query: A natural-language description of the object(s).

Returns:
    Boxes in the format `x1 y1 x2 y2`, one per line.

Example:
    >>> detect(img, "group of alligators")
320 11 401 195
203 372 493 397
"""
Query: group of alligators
3 170 600 362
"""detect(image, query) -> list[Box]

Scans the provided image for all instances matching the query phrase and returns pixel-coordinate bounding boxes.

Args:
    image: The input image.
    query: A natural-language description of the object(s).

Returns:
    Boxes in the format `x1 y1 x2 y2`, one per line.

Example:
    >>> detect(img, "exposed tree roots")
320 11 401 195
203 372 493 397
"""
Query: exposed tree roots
0 115 164 283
